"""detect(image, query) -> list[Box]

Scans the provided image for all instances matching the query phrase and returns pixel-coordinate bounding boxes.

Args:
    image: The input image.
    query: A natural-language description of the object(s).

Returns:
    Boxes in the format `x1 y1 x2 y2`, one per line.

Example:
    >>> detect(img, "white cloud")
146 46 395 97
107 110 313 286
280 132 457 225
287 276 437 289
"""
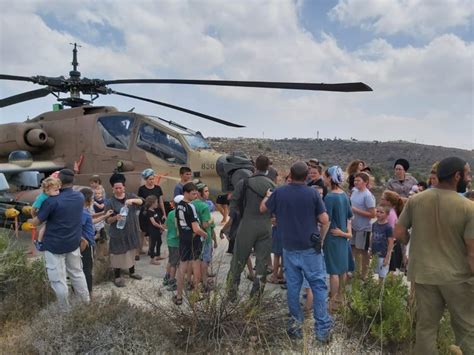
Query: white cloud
329 0 474 38
0 0 472 150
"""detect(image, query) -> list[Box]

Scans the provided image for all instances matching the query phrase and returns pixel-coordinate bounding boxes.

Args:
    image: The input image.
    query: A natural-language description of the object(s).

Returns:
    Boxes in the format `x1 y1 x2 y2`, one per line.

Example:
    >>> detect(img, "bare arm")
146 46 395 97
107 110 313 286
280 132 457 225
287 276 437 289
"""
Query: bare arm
318 212 329 241
352 206 376 218
159 196 166 220
92 210 113 224
384 237 395 266
125 198 143 206
149 216 162 229
191 221 208 238
393 224 410 244
331 220 352 239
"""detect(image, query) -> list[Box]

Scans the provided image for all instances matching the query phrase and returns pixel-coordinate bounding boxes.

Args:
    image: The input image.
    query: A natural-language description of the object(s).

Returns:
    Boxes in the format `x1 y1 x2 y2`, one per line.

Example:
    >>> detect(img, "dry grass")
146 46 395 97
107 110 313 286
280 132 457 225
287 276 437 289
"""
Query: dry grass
137 282 292 353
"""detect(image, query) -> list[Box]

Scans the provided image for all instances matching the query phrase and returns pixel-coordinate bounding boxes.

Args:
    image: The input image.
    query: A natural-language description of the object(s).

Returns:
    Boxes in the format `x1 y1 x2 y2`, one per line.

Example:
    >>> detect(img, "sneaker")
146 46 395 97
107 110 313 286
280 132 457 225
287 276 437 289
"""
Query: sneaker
316 333 332 344
163 278 170 286
34 240 44 252
129 273 143 280
286 327 303 339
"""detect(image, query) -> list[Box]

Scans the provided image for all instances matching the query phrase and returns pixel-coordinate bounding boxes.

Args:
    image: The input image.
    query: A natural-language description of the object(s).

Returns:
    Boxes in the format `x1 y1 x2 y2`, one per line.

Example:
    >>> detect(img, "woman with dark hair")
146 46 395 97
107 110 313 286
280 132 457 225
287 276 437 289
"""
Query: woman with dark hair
106 173 143 287
387 158 418 198
381 190 406 271
345 160 365 192
322 166 353 312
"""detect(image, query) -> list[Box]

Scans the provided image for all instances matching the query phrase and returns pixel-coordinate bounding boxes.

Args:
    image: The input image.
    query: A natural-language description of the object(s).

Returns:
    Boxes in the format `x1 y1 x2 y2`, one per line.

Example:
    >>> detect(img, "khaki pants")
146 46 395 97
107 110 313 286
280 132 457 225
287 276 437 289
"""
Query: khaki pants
415 282 474 355
44 248 90 309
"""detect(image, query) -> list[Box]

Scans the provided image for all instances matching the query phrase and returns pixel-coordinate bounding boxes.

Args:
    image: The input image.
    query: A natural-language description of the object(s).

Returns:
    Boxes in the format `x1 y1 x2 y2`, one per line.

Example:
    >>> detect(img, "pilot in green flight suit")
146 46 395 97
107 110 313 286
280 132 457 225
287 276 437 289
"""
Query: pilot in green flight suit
227 155 276 300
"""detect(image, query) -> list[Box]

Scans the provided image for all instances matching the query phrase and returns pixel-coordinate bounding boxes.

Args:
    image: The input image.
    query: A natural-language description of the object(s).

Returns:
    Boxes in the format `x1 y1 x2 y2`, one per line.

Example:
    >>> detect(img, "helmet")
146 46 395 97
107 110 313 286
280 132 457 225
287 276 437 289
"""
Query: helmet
141 168 155 179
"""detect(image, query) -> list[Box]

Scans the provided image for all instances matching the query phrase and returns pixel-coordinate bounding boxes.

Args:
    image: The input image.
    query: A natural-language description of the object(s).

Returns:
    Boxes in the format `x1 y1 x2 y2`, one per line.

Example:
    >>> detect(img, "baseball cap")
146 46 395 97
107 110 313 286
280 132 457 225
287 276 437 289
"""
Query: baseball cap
174 195 184 204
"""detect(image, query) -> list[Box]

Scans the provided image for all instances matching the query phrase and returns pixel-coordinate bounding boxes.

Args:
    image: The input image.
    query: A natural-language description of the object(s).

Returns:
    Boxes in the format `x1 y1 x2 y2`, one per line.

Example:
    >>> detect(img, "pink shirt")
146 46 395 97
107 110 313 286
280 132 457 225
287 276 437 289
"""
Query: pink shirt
387 208 398 229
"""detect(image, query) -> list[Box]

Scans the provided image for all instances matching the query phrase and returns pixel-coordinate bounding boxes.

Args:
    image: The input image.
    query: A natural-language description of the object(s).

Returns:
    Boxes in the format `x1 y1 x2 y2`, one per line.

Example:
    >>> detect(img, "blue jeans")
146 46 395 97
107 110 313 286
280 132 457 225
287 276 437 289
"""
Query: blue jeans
283 248 332 340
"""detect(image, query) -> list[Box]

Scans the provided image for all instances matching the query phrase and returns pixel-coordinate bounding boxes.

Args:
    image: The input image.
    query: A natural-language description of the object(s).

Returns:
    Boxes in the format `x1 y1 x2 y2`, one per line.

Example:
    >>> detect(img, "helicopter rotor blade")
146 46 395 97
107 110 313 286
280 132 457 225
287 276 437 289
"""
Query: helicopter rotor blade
103 79 372 92
0 88 52 108
0 74 36 83
110 90 245 128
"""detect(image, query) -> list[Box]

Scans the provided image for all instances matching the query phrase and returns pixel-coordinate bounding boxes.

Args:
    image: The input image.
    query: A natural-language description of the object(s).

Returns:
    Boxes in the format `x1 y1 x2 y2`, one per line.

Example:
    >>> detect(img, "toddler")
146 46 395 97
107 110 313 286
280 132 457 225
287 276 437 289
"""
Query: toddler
30 176 61 251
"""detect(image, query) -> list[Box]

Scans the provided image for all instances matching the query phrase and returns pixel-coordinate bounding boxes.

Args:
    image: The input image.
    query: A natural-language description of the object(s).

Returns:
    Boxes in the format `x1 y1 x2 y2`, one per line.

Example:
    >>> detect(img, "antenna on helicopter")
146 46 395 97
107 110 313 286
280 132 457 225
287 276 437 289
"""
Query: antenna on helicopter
127 107 135 112
69 43 82 79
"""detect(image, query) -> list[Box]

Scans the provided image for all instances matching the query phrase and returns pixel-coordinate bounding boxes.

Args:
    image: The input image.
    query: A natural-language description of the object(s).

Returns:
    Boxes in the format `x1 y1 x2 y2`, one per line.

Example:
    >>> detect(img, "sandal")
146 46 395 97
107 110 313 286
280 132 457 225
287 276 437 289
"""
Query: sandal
267 276 281 284
173 295 183 305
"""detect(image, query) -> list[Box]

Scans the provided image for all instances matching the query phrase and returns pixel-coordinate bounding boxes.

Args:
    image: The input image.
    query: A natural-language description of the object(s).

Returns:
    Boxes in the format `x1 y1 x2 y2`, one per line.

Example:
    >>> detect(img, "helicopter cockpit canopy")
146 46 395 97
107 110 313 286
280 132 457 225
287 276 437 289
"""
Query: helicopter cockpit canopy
98 116 135 150
137 122 187 164
182 133 210 150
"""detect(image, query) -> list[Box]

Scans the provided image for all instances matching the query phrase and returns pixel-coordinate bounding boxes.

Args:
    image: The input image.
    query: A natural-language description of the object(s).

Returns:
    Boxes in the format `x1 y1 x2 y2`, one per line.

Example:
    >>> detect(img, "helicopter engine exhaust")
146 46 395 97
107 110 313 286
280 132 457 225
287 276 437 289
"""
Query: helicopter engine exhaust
25 128 48 146
0 123 55 157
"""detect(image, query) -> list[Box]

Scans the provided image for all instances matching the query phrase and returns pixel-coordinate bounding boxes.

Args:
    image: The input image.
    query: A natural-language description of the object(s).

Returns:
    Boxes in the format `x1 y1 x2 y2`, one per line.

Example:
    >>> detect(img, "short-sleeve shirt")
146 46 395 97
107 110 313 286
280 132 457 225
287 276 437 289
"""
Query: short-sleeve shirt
265 183 326 251
324 192 353 233
176 200 198 239
371 222 393 257
174 183 184 197
166 210 179 248
350 188 376 231
145 208 162 237
138 185 163 200
192 199 212 244
32 192 49 209
81 208 96 246
397 188 474 285
37 188 84 254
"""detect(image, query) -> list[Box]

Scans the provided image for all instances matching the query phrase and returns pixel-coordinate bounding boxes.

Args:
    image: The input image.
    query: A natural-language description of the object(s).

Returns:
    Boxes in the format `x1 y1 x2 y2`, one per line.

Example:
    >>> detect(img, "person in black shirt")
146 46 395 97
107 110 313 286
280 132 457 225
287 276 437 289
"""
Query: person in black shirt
144 195 165 264
137 168 166 260
173 183 207 305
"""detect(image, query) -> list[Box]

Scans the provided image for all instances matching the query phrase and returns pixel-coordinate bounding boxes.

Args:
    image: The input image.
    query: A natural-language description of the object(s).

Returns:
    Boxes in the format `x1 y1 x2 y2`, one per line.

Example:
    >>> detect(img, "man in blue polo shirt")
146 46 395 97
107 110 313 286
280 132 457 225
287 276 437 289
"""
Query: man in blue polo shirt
33 169 90 307
260 161 332 342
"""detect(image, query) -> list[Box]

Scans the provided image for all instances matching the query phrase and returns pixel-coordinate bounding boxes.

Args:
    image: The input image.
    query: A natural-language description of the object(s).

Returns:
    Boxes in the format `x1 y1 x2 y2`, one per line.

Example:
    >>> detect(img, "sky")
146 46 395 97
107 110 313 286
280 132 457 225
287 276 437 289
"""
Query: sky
0 0 473 149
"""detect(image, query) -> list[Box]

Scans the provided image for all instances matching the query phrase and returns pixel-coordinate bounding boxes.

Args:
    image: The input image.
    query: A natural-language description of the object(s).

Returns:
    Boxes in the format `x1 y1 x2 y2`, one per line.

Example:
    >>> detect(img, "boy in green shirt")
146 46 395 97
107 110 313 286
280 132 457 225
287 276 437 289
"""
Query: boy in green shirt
164 195 183 290
192 183 216 291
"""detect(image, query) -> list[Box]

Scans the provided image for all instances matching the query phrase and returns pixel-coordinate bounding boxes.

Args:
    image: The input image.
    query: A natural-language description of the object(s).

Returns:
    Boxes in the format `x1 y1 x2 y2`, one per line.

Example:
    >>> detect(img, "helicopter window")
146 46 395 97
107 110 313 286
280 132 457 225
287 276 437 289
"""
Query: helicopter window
98 116 135 150
137 123 187 165
183 133 211 149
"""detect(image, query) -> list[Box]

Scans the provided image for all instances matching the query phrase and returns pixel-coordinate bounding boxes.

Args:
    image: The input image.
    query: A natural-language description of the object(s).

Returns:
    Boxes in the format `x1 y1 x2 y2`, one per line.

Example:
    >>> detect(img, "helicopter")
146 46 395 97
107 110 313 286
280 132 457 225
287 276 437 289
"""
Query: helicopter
0 44 372 226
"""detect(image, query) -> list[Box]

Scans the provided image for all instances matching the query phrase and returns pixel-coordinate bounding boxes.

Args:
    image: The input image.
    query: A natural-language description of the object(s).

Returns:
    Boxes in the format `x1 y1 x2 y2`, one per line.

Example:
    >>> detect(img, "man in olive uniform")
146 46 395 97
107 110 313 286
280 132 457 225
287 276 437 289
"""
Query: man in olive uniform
394 157 474 354
227 155 276 300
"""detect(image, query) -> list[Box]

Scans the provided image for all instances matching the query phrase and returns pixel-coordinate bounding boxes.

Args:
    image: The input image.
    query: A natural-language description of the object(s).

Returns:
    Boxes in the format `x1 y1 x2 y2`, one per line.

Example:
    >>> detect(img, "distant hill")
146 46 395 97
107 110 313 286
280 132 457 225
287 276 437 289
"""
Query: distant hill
208 137 473 183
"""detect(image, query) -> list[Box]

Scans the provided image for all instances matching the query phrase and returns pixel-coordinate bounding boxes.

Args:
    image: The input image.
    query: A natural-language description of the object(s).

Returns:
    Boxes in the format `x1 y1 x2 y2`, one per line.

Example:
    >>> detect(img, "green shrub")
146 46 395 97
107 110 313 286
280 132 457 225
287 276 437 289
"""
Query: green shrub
0 232 53 327
438 311 456 355
342 259 414 350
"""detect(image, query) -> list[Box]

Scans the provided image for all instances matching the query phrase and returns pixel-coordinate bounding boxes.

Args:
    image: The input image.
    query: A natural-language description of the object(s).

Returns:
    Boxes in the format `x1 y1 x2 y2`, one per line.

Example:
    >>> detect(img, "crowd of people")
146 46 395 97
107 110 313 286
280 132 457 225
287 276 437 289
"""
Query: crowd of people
28 154 473 353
